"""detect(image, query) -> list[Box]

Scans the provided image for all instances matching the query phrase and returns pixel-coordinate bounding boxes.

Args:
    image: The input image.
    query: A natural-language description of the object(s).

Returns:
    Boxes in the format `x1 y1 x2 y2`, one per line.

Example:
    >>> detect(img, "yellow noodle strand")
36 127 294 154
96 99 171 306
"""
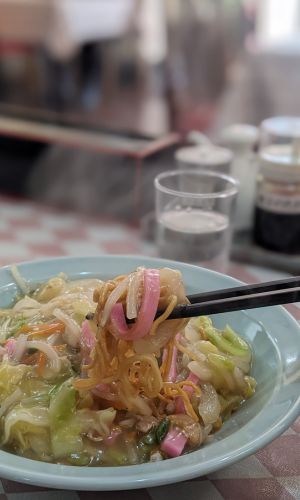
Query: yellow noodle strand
150 295 177 336
162 340 175 381
177 380 201 396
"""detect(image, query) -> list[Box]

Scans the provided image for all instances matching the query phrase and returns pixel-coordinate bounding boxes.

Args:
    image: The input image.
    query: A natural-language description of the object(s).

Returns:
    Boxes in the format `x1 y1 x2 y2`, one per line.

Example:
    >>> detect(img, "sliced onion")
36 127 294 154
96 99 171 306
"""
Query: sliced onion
53 308 81 347
13 334 28 362
126 268 144 320
198 383 221 425
27 340 61 373
5 338 16 358
6 335 27 362
110 269 160 341
133 319 185 354
159 268 186 305
100 276 129 327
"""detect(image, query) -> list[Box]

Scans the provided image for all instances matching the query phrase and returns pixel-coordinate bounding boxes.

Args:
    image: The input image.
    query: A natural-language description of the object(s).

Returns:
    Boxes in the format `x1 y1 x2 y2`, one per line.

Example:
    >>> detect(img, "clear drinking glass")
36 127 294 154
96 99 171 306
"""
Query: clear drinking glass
154 169 238 271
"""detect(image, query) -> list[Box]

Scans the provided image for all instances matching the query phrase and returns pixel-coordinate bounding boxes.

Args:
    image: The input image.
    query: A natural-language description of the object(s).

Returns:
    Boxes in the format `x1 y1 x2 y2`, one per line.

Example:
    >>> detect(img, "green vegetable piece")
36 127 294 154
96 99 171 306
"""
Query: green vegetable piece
105 447 128 465
223 325 249 353
51 421 83 459
49 380 83 458
67 452 91 466
142 429 156 445
156 418 170 444
208 353 235 372
206 327 249 357
193 316 213 332
137 441 151 462
49 380 76 427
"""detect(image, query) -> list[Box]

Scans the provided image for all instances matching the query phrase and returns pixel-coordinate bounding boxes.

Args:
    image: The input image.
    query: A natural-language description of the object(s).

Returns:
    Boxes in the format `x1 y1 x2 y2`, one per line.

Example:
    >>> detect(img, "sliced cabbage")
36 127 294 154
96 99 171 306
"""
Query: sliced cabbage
0 388 23 418
51 421 83 459
0 362 31 401
2 406 50 446
0 315 27 342
49 380 76 427
12 296 41 318
72 299 93 325
33 277 66 303
49 380 82 458
77 407 116 438
205 325 250 358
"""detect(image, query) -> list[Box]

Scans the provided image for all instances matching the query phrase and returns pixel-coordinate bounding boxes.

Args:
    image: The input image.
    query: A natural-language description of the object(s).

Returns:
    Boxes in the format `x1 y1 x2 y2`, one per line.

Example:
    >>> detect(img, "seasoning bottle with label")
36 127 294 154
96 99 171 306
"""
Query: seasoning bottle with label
254 144 300 253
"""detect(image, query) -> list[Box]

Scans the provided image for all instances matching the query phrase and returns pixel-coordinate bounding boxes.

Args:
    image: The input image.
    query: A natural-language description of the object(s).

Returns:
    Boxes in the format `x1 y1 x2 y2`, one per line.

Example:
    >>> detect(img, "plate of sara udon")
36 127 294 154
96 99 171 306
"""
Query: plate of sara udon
0 255 299 491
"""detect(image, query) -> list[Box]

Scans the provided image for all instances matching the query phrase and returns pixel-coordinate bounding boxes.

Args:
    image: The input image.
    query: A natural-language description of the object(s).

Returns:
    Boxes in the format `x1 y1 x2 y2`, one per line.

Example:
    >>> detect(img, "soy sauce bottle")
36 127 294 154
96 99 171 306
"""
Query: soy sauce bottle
254 144 300 253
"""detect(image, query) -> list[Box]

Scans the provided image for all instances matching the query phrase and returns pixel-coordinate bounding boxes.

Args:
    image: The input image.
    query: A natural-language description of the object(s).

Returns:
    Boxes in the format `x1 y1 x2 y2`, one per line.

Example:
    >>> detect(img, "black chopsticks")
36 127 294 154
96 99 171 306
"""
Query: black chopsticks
157 276 300 320
88 276 300 324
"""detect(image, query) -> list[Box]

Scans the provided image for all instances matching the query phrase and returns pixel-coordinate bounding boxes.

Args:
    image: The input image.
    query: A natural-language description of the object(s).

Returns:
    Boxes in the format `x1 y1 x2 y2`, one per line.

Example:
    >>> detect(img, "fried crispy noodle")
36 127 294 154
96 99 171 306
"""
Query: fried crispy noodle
74 269 180 415
161 380 201 421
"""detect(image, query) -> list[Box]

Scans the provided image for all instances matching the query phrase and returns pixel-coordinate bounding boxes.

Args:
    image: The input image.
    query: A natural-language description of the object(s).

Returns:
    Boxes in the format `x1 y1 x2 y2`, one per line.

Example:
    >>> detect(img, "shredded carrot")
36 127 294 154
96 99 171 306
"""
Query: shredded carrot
36 352 46 376
21 352 39 365
20 321 65 338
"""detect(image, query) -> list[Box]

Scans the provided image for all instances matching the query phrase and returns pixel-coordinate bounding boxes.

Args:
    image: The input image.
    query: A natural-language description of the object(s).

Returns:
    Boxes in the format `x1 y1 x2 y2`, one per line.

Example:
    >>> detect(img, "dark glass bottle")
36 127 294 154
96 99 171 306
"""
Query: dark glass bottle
254 145 300 254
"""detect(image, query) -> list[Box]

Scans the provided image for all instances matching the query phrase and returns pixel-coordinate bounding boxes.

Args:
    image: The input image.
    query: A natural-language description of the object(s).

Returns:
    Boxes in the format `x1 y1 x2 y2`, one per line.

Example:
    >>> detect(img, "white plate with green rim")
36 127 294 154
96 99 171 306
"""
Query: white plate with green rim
0 255 299 490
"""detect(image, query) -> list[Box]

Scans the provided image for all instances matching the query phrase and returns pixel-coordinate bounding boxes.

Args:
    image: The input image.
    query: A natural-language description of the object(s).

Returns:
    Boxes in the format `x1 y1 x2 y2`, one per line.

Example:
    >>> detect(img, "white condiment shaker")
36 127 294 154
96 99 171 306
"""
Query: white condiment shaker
219 124 258 231
175 143 233 175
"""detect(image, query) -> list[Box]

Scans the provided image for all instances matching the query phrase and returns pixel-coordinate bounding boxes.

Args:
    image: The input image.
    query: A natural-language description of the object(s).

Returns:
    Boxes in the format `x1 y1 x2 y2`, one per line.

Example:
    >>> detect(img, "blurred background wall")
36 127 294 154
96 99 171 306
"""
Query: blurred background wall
0 0 300 219
1 0 300 134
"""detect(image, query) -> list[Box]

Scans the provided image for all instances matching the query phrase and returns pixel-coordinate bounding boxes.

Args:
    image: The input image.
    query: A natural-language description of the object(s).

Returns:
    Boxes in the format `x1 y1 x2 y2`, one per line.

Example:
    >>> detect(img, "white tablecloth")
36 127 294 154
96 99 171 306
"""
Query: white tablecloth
0 0 135 60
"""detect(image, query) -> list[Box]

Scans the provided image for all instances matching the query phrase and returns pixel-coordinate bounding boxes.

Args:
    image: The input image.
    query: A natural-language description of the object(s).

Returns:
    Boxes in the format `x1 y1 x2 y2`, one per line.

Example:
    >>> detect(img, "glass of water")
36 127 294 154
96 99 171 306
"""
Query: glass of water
154 169 238 271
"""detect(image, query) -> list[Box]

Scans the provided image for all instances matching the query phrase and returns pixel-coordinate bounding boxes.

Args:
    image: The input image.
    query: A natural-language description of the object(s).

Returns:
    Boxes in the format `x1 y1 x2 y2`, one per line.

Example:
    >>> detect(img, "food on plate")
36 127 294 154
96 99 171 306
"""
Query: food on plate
0 267 256 465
